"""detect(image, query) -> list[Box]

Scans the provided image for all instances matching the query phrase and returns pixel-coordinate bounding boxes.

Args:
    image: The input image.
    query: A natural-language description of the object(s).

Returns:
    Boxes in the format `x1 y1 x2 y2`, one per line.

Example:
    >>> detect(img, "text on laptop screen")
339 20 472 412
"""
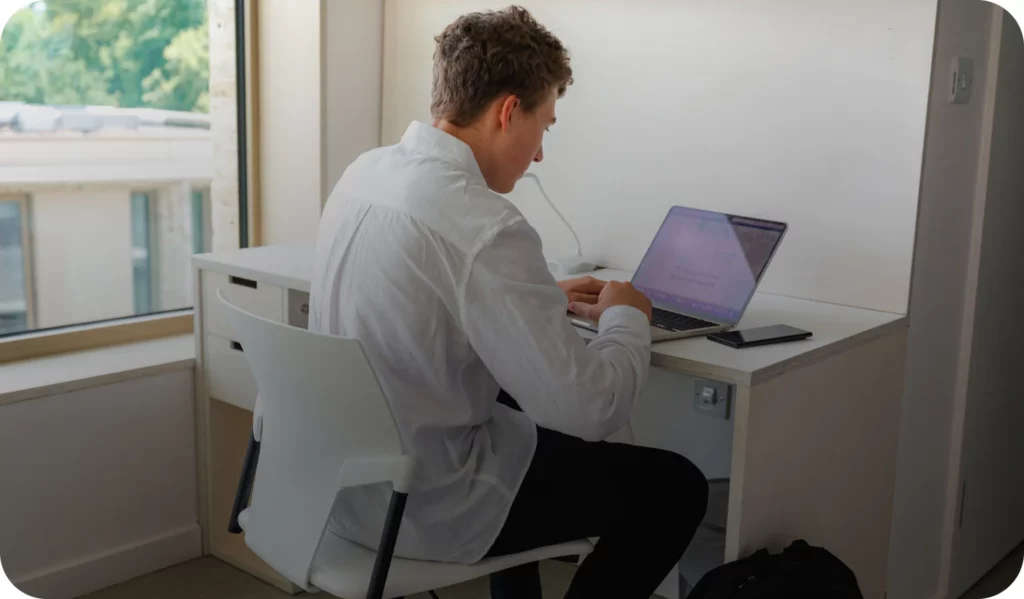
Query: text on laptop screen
631 206 786 325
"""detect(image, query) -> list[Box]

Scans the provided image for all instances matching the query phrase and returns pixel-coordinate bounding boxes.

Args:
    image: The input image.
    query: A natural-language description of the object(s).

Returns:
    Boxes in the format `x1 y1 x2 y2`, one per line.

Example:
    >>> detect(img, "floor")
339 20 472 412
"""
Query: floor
78 557 579 599
960 543 1024 599
79 546 1024 599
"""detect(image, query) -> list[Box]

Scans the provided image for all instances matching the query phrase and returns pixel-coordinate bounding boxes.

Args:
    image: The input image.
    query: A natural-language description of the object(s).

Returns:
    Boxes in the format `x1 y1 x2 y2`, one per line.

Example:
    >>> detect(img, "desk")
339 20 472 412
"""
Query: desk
192 242 907 598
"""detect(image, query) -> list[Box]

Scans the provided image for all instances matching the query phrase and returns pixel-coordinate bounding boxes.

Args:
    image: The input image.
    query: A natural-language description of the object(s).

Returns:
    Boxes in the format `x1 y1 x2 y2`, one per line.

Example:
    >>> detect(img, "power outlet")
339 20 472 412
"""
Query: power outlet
693 378 731 420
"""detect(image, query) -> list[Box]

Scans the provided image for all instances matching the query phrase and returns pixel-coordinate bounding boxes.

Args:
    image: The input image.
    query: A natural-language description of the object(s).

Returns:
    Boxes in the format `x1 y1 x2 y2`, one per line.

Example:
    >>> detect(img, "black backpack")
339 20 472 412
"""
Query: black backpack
687 540 864 599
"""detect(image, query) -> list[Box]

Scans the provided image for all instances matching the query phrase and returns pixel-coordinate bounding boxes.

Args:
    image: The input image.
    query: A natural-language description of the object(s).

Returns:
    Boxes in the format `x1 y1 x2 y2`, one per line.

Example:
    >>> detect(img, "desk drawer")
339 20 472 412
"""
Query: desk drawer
206 333 258 412
202 270 284 340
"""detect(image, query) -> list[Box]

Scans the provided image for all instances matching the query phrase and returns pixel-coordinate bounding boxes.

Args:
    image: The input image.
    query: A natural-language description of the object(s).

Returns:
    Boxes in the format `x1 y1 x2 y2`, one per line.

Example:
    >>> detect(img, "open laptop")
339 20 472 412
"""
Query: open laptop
570 206 788 342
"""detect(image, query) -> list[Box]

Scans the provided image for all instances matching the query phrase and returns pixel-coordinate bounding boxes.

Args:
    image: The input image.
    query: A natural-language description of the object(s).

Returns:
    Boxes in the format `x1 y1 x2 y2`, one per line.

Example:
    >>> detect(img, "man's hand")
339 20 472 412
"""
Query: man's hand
568 281 653 323
557 276 607 306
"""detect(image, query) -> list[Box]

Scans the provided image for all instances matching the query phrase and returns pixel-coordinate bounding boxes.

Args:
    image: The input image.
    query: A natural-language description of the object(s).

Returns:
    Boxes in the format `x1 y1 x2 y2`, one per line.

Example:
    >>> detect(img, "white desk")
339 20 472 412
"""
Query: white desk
191 242 907 598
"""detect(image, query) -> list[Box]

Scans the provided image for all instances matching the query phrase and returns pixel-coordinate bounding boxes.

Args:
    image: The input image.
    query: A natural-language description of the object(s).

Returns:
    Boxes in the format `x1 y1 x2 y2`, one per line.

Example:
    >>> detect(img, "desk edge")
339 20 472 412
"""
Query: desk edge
652 316 908 387
192 256 312 293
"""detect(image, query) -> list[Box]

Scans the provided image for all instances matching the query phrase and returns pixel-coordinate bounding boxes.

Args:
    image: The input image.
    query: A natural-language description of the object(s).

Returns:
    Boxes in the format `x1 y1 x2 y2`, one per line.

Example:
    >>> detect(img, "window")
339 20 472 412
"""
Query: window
0 197 31 335
0 0 247 344
192 187 213 255
130 192 155 315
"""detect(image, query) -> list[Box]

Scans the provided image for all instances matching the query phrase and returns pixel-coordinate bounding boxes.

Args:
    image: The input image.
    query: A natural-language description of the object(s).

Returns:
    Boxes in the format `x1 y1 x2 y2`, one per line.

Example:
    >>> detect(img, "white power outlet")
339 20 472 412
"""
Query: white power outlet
951 56 975 105
693 378 731 420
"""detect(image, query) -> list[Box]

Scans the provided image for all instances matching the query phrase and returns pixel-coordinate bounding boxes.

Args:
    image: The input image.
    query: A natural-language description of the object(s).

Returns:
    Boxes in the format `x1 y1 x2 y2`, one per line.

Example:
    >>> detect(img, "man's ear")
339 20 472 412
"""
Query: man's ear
498 95 519 131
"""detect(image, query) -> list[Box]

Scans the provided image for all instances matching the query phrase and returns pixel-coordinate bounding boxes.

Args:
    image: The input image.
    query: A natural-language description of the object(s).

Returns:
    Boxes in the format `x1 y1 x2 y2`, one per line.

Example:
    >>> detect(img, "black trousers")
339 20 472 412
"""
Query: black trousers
486 391 709 599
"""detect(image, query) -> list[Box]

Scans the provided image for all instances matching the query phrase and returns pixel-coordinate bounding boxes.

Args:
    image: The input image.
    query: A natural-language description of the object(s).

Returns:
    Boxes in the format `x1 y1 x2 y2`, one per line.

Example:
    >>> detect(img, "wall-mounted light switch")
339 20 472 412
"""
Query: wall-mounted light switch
951 56 975 105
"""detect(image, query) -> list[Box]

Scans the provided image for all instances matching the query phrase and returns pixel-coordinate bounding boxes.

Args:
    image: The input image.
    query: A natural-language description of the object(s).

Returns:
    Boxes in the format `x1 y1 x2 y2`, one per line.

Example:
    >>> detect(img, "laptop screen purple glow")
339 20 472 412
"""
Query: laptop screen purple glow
631 206 786 325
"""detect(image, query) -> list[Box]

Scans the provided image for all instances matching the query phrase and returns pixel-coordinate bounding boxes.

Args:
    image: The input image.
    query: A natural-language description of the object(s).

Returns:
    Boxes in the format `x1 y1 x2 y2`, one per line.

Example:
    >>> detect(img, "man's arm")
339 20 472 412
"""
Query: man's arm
461 219 651 442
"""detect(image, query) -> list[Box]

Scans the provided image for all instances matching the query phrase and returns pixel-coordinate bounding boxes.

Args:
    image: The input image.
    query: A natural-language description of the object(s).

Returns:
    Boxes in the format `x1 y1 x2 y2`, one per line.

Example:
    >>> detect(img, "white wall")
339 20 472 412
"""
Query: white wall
256 0 384 245
382 0 939 314
256 0 325 245
949 9 1024 596
323 0 384 205
0 370 199 599
31 190 135 328
632 369 734 481
887 1 999 597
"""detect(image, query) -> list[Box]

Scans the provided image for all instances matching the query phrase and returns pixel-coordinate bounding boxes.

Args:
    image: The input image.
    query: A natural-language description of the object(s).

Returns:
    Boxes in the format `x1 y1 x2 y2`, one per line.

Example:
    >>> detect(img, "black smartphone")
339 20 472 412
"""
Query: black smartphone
707 325 812 349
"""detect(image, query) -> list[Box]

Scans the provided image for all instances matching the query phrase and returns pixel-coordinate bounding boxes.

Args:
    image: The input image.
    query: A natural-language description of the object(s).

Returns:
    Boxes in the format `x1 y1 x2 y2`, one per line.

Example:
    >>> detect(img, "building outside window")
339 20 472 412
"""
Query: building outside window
0 0 234 338
130 191 155 316
0 198 30 335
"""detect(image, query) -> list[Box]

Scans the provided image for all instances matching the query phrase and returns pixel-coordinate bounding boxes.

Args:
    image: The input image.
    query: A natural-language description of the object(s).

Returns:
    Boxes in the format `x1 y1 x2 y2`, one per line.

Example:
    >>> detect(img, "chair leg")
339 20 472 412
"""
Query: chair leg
227 432 261 533
366 490 409 599
429 591 442 599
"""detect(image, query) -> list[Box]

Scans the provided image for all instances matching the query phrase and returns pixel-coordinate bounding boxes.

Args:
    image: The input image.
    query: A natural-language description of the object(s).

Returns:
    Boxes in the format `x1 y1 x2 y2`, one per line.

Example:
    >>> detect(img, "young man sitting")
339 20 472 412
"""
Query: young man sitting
309 6 709 598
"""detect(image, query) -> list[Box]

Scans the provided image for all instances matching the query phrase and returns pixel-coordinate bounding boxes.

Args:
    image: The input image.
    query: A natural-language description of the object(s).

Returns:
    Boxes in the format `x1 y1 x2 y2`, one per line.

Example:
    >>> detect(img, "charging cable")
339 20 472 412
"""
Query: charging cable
522 172 583 257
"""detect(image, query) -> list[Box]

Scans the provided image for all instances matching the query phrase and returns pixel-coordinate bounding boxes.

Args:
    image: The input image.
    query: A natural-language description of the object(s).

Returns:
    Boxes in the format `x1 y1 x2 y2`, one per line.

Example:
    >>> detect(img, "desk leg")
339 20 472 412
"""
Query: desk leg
725 330 908 599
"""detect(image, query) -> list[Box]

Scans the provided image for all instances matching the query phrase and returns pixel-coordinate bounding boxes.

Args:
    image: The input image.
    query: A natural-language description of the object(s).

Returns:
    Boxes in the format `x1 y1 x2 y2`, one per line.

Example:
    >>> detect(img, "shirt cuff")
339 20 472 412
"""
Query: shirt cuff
598 305 652 337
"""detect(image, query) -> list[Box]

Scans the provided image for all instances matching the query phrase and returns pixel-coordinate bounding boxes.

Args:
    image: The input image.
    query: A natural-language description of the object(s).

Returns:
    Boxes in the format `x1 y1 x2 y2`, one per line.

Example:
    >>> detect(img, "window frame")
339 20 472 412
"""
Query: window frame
0 0 256 364
240 0 261 248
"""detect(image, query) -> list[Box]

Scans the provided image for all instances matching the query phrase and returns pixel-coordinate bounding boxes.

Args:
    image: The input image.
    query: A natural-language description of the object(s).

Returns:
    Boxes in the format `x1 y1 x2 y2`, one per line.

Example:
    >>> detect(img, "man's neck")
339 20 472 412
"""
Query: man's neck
434 120 496 189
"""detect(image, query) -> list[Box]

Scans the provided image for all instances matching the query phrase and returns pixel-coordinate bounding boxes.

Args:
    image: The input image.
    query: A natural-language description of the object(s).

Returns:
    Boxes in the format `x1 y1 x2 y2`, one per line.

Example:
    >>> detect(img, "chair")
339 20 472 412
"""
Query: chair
217 290 593 599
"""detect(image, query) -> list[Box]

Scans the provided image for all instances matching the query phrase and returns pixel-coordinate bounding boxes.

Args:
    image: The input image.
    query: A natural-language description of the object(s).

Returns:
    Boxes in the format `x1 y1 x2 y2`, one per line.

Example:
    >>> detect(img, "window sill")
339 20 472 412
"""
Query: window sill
0 311 192 364
0 334 195 407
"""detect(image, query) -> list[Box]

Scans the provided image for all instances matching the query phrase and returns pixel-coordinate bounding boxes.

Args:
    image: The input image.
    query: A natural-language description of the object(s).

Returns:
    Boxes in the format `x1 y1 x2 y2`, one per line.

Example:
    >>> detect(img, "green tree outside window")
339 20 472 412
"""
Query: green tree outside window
0 0 209 114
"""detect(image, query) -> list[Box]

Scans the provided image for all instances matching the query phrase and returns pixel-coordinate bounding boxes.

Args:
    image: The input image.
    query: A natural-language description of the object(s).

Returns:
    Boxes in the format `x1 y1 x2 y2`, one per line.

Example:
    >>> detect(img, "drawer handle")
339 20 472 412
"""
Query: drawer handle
231 341 244 352
229 276 258 289
300 303 309 315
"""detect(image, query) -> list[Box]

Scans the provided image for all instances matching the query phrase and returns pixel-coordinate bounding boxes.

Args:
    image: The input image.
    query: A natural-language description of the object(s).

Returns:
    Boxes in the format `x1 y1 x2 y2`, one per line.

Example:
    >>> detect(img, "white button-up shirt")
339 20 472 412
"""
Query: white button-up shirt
309 121 651 564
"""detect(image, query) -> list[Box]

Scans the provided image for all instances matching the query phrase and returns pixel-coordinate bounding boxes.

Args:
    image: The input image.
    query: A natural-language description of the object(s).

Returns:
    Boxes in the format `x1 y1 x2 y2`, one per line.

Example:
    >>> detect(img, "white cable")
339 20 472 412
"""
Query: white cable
522 173 582 257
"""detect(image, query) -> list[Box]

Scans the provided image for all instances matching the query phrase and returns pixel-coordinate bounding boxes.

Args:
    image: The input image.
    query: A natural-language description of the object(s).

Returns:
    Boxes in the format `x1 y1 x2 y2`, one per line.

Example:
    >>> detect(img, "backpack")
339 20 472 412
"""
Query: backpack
686 540 864 599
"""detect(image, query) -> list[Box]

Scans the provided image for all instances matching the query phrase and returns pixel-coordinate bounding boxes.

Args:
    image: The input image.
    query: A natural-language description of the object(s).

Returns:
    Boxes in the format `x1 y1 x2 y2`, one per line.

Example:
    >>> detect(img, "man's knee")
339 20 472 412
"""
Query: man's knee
653 450 710 528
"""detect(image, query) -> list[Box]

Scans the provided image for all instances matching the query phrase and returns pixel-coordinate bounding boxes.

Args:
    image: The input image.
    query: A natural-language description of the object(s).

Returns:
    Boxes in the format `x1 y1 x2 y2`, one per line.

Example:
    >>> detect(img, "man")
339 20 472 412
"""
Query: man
308 6 708 598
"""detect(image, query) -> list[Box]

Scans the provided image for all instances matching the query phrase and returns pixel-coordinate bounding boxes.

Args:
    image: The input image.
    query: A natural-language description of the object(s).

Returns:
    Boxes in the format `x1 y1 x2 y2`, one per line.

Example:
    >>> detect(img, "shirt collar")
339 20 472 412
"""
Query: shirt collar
401 121 487 185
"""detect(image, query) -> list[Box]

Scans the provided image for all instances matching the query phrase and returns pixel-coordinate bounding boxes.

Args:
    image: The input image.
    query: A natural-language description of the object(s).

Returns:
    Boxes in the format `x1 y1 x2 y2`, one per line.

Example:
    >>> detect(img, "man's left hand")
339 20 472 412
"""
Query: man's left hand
557 276 607 305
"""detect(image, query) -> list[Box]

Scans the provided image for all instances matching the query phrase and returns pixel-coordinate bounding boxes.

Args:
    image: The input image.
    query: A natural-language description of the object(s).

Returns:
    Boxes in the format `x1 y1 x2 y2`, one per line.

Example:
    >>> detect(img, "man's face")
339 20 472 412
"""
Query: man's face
492 91 557 193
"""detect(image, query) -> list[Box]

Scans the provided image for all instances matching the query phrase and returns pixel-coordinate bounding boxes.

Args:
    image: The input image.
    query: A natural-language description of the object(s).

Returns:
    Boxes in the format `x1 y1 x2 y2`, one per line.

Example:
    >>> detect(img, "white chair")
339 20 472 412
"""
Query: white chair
217 290 593 599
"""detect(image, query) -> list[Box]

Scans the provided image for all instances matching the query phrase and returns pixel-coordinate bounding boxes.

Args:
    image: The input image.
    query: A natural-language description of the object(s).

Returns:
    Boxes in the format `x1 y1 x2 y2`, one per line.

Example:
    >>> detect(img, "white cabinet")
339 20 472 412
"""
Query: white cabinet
201 270 285 340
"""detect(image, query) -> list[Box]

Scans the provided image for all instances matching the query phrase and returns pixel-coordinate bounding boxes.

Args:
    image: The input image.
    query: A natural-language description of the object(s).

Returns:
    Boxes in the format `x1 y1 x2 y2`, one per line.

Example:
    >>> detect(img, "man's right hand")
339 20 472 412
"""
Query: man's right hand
568 281 653 323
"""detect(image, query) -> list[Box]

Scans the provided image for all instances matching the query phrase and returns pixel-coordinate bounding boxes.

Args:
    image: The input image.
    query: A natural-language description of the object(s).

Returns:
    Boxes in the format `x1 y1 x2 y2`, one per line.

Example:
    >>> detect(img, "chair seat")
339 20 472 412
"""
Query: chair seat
238 510 593 599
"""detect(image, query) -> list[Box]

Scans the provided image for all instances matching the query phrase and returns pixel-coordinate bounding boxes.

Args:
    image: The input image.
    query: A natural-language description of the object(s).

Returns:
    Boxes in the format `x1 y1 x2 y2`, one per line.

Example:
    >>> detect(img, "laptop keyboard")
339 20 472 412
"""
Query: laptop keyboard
651 308 718 332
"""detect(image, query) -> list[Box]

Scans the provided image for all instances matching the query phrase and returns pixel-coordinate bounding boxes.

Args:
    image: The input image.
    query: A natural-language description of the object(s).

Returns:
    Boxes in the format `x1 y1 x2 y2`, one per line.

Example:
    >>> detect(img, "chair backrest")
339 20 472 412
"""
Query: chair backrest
217 290 409 589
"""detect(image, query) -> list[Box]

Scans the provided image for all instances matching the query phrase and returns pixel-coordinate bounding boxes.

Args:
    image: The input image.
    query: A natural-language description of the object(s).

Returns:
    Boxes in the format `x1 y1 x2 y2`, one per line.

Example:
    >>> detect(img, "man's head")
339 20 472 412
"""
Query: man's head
431 5 573 193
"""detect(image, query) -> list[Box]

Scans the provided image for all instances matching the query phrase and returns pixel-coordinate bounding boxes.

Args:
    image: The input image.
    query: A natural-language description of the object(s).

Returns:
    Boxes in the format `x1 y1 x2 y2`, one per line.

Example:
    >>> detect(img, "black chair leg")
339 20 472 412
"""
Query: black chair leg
366 491 408 599
227 432 261 534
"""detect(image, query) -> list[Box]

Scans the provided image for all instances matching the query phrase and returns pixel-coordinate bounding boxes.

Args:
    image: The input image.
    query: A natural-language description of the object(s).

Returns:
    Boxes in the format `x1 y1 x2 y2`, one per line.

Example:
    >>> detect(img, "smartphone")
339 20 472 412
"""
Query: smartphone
707 325 812 349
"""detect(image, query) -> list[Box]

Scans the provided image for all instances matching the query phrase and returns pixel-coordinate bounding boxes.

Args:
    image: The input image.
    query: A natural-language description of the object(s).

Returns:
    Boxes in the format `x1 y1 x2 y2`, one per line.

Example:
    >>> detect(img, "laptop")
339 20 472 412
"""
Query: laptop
570 206 788 342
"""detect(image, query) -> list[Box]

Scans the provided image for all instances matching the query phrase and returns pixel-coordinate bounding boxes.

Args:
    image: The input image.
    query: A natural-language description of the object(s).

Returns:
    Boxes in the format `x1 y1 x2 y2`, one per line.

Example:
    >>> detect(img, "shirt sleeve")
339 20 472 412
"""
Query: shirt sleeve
460 218 652 442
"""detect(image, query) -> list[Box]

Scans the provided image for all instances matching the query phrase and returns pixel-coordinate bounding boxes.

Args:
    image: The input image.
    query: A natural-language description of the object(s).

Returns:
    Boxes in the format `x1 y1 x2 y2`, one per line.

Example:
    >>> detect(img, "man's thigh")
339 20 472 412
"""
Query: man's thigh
486 426 680 557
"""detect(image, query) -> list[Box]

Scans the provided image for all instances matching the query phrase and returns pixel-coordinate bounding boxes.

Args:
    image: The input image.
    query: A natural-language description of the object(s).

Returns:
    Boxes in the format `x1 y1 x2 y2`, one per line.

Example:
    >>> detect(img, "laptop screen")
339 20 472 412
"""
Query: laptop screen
631 206 787 326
